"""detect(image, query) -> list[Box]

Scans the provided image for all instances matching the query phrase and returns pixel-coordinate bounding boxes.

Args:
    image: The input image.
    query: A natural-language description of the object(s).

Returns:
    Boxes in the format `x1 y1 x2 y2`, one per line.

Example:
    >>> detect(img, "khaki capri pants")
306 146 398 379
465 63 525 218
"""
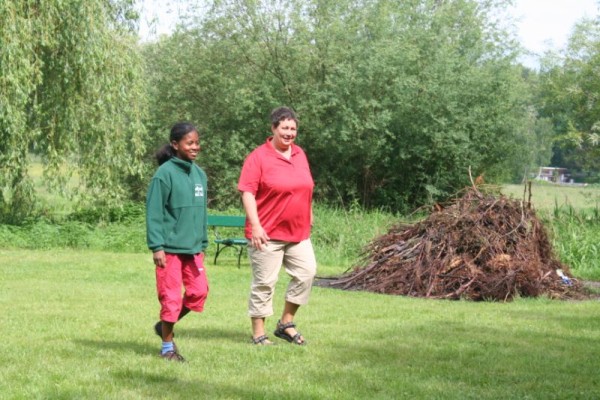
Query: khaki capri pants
247 239 317 318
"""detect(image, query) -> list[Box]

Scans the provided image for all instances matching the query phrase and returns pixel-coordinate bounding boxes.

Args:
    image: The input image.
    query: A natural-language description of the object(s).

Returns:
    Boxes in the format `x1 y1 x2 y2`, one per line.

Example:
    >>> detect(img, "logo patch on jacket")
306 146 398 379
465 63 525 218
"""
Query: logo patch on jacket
195 184 204 197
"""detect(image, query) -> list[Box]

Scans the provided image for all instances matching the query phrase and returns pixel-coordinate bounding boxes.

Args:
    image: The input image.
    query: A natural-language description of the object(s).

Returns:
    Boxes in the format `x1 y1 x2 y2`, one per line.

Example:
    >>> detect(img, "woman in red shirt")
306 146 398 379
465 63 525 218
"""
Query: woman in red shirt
238 106 316 345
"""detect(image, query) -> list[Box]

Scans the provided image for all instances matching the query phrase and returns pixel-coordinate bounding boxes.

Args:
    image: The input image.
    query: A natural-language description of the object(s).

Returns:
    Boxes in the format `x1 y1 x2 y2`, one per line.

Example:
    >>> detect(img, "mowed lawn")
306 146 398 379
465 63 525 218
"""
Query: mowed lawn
1 249 599 399
502 182 600 211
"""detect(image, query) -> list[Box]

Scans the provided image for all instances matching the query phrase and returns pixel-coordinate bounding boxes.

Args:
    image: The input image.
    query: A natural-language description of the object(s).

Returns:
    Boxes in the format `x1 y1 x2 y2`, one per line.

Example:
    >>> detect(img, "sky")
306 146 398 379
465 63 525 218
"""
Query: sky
138 0 599 68
137 0 183 39
510 0 598 67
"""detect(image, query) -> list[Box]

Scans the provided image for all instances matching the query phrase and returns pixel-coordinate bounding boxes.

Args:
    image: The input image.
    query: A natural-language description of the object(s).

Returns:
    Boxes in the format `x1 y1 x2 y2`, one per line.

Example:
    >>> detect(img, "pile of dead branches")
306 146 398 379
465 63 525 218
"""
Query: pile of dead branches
321 187 584 301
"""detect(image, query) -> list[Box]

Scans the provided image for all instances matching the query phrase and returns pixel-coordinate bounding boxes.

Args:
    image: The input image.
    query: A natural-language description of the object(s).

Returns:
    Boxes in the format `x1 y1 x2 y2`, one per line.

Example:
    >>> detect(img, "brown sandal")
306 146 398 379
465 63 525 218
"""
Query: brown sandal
252 334 274 345
274 320 306 345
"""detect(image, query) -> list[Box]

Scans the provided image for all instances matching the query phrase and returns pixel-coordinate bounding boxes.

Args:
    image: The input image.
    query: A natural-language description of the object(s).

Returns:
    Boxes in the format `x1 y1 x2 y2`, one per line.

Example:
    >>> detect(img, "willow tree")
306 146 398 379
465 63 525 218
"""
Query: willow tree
0 0 147 223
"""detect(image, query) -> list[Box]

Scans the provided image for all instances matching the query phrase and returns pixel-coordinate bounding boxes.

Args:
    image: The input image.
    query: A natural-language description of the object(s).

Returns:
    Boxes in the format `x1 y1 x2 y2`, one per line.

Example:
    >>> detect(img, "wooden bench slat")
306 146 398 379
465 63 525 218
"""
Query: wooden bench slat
207 215 246 227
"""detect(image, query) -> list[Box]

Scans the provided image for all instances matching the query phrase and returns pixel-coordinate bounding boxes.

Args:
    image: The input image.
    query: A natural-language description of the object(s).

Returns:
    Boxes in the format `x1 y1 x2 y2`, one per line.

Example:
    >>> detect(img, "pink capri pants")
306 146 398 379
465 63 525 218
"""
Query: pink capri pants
156 252 209 322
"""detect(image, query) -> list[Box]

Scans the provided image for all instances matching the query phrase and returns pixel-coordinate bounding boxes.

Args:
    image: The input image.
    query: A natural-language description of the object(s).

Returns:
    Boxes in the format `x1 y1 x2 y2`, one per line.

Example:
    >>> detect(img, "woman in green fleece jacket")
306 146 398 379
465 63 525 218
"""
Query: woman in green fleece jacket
146 122 208 362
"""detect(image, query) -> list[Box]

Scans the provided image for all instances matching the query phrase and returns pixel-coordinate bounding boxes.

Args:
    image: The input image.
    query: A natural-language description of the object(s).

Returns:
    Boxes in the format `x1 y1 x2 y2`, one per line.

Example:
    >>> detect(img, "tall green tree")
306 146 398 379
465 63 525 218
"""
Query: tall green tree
0 0 147 223
538 18 600 181
144 0 531 211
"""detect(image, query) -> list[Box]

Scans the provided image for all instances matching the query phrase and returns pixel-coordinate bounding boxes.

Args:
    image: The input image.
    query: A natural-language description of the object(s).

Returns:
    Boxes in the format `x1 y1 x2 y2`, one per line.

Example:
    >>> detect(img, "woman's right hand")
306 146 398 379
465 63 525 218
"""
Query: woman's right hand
251 224 270 251
241 191 270 250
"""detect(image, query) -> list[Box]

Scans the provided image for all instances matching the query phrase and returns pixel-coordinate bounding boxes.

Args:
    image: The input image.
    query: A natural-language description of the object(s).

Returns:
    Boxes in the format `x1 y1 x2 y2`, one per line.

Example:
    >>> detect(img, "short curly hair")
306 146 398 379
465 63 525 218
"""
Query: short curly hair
270 106 298 128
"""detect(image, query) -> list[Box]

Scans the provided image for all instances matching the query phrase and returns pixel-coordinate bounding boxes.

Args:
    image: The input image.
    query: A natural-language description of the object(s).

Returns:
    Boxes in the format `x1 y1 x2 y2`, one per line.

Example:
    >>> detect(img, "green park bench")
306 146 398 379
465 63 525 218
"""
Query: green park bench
207 215 247 268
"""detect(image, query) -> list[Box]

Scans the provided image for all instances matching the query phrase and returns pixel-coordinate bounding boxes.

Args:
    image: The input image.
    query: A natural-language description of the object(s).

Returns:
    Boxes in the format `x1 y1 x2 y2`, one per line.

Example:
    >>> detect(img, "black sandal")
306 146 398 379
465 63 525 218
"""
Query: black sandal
274 320 306 345
251 335 274 345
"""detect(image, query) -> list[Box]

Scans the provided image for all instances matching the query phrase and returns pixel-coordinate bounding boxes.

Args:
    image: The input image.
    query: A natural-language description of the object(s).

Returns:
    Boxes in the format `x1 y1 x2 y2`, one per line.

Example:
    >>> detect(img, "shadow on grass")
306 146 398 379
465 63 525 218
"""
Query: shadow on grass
48 361 316 399
107 368 317 400
74 339 154 356
74 326 250 356
177 326 249 343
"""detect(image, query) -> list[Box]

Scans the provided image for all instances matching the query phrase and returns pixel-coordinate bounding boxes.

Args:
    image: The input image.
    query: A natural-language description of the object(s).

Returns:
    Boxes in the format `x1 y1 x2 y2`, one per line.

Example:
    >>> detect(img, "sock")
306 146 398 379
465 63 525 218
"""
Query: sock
161 341 174 354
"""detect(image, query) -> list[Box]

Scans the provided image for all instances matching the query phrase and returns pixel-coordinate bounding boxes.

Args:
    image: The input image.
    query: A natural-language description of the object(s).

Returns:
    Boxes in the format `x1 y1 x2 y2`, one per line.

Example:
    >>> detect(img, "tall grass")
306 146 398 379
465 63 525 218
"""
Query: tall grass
311 204 399 276
542 205 600 280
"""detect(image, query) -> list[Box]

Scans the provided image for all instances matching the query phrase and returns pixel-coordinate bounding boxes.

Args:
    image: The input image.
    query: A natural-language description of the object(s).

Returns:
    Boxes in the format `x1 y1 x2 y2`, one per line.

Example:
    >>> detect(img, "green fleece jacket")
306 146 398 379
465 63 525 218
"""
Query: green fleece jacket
146 157 208 254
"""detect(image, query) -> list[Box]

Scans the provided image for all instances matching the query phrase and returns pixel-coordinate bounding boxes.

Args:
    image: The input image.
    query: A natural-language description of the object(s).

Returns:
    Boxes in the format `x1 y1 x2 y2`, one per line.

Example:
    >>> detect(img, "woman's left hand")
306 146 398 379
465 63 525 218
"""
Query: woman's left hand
153 250 167 268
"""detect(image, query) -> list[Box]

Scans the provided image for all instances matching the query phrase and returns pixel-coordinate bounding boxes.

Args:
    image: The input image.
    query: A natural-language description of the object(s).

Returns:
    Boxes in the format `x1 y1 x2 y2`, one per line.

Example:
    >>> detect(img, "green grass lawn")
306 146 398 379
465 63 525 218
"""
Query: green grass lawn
2 249 599 399
502 182 600 211
28 160 79 217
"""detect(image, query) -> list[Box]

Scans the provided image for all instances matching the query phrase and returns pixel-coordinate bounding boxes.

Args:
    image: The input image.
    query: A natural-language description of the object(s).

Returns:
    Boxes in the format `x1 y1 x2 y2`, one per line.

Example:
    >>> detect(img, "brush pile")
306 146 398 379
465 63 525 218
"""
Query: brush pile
322 188 584 301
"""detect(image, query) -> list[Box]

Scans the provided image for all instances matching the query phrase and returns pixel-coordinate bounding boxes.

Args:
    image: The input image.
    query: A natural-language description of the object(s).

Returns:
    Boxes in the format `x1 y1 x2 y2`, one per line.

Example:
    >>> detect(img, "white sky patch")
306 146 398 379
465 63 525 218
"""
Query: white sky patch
137 0 599 67
137 0 187 41
509 0 598 67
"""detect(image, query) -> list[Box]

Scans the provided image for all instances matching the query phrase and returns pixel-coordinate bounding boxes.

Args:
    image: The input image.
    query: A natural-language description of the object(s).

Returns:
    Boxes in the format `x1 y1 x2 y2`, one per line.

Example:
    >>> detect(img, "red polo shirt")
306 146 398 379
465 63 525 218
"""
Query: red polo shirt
238 138 314 242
